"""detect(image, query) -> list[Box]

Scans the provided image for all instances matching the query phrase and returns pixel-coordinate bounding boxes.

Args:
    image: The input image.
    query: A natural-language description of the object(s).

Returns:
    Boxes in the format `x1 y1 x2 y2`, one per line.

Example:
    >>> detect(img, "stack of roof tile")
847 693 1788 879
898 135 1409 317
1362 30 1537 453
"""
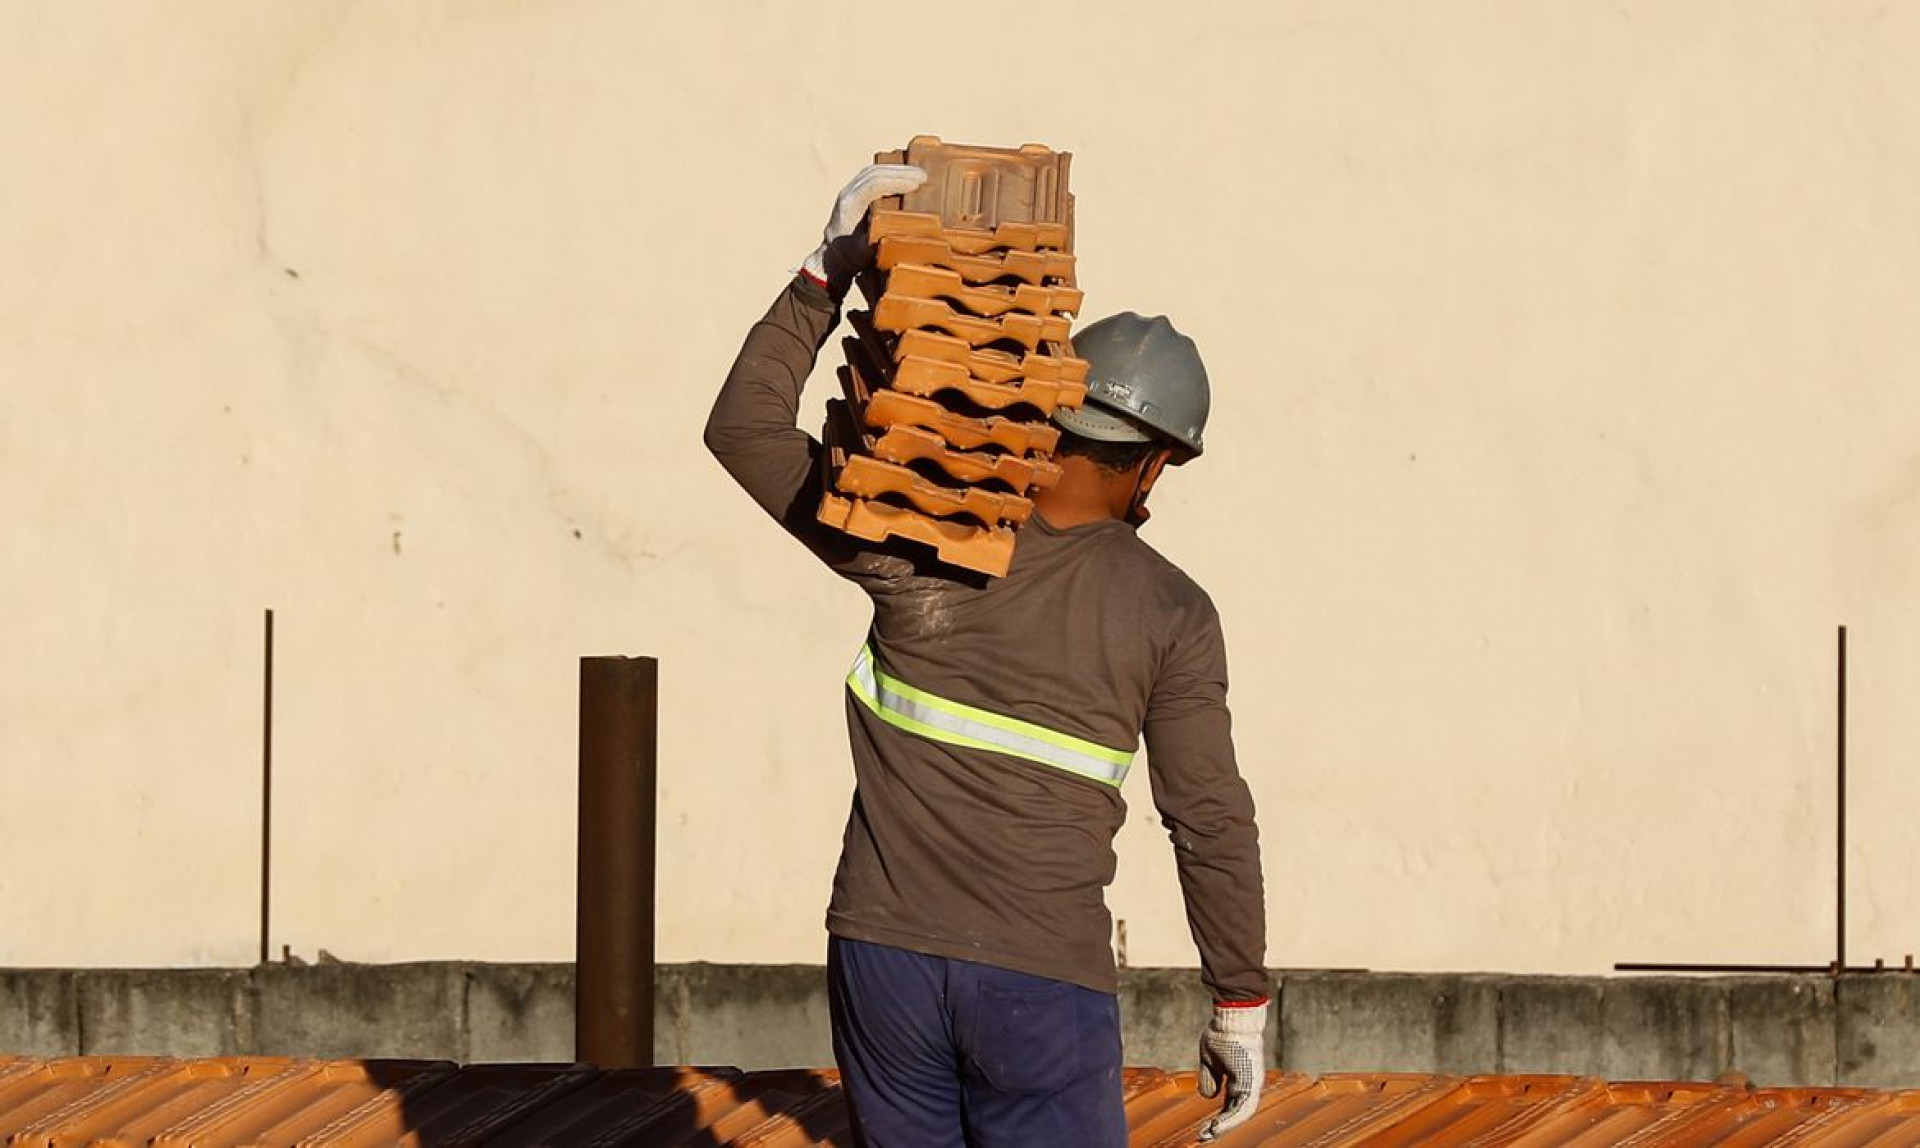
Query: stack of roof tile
816 136 1089 578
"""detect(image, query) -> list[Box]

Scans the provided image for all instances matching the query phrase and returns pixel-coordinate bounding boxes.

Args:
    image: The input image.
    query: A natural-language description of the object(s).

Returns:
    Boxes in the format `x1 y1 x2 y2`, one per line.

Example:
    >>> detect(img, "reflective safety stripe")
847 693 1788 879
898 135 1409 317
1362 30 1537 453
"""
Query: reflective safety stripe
847 644 1134 787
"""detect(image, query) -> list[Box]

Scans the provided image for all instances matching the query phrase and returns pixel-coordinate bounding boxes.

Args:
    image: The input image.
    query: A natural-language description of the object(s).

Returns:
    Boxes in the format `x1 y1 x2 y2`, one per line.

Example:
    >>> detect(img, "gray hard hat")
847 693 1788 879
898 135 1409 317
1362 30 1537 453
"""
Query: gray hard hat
1052 312 1211 461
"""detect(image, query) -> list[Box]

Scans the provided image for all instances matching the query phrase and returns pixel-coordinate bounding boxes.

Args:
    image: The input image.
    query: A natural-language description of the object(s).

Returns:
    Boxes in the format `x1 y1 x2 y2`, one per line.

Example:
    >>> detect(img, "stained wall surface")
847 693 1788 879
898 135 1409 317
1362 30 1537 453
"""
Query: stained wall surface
3 2 1919 972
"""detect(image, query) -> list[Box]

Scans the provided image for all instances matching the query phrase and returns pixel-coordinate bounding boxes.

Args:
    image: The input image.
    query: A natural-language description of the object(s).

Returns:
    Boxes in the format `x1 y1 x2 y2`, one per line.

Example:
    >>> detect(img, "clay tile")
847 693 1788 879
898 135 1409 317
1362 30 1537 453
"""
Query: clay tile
849 310 1088 388
818 491 1017 578
892 135 1074 238
876 235 1076 288
884 264 1083 320
832 454 1033 527
872 293 1071 353
867 209 1071 256
861 389 1062 457
869 424 1064 494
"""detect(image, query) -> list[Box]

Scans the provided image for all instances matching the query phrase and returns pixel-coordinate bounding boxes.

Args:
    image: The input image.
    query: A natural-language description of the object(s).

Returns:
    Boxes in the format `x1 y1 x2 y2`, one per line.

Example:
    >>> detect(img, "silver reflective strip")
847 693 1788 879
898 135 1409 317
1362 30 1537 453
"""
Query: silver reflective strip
849 647 1132 787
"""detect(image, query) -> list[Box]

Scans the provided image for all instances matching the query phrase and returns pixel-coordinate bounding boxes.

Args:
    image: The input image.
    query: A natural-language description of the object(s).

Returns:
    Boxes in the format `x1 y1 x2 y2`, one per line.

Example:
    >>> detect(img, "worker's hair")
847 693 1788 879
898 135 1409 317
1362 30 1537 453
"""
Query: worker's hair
1054 430 1160 473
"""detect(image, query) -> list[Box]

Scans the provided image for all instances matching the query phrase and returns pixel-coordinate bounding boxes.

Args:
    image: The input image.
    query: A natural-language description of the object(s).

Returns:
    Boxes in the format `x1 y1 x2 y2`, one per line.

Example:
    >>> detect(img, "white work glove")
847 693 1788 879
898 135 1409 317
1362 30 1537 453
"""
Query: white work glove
798 163 927 296
1197 1000 1268 1140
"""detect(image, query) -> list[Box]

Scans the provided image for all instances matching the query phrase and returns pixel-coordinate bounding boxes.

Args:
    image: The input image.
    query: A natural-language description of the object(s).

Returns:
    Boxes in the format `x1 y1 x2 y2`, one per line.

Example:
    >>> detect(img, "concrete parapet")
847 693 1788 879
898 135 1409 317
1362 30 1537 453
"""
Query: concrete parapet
249 961 469 1061
655 963 833 1071
1497 976 1606 1074
1116 968 1216 1069
0 964 1904 1086
0 969 76 1057
77 968 249 1058
1279 972 1498 1075
1593 977 1731 1081
467 963 574 1064
1837 974 1920 1089
1727 976 1834 1086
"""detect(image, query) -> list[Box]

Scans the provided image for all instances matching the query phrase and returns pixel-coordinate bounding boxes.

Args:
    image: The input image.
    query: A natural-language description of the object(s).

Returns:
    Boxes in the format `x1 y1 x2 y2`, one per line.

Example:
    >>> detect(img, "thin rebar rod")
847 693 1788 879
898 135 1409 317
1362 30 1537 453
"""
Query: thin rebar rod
260 608 274 966
1838 624 1848 974
1615 962 1919 975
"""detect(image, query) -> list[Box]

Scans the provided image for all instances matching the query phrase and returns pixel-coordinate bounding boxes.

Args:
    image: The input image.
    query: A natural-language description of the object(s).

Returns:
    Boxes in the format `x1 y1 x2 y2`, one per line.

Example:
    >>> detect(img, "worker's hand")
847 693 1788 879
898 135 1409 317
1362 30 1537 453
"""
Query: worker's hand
799 163 927 297
1197 1000 1268 1140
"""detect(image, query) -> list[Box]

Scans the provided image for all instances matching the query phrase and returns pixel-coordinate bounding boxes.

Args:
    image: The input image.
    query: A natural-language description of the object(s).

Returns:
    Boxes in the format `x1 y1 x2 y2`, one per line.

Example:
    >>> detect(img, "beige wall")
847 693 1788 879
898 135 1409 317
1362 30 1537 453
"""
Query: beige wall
4 1 1918 973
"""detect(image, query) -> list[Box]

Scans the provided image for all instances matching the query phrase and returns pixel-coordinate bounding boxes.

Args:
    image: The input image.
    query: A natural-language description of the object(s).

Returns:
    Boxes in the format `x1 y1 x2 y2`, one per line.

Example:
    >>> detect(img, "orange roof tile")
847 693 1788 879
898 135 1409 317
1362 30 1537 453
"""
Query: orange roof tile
1 1057 1917 1145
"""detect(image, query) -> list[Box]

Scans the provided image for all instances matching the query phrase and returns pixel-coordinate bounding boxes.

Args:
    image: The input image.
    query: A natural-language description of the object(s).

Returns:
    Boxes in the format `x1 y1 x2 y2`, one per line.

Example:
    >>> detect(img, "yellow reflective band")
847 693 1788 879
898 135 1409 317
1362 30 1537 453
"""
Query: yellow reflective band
847 644 1134 787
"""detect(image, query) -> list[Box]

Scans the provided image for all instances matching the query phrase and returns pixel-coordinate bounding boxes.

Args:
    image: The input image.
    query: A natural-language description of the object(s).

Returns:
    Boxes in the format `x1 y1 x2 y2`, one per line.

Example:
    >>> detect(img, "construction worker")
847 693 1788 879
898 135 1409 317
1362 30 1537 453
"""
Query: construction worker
706 163 1268 1145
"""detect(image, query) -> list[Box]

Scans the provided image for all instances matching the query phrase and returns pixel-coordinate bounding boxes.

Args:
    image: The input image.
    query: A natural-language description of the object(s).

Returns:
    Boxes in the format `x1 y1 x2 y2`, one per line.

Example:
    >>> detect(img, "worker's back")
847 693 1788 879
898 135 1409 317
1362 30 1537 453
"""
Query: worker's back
824 511 1226 994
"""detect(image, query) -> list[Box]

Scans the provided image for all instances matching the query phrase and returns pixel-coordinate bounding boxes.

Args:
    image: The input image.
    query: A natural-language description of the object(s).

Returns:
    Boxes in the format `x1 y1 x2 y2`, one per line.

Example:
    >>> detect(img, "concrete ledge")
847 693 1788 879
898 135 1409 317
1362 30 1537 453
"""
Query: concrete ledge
656 963 833 1071
0 964 1904 1086
1728 976 1834 1086
467 963 574 1064
1117 968 1216 1070
1837 975 1920 1089
1498 977 1605 1074
1594 977 1730 1081
77 969 249 1058
1280 972 1497 1075
250 961 469 1061
0 969 76 1057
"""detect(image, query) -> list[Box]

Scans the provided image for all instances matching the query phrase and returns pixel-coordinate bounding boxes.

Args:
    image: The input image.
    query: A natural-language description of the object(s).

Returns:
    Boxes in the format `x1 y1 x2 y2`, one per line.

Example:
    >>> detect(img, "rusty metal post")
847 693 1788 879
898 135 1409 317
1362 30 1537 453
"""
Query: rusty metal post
576 656 658 1067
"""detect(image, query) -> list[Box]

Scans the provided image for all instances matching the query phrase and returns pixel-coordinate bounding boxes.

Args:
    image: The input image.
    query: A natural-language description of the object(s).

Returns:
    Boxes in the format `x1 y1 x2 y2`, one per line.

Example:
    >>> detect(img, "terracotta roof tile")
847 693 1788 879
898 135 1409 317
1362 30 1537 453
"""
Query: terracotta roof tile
867 209 1070 256
883 264 1083 320
893 135 1073 237
833 454 1034 527
478 1067 743 1147
0 1056 175 1141
1763 1089 1920 1147
887 355 1088 417
885 324 1087 388
1625 1085 1882 1147
871 292 1072 352
5 1058 1918 1145
816 491 1016 578
869 424 1064 494
875 235 1076 288
60 1057 309 1148
1339 1074 1595 1145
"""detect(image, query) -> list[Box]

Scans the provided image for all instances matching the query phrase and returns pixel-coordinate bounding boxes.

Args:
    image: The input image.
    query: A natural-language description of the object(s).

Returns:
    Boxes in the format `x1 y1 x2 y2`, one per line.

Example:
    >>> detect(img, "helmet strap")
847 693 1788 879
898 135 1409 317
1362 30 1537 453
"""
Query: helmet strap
1124 477 1152 526
1123 451 1171 527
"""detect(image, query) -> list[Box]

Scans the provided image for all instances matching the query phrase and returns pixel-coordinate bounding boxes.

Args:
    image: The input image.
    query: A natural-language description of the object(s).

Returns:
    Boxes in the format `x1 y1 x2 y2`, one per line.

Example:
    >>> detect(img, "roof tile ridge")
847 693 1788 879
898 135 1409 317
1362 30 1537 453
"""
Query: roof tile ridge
151 1059 321 1144
435 1063 602 1148
1763 1087 1915 1146
1605 1083 1750 1147
579 1073 741 1148
1297 1074 1465 1147
1446 1076 1610 1148
289 1060 458 1147
8 1058 183 1142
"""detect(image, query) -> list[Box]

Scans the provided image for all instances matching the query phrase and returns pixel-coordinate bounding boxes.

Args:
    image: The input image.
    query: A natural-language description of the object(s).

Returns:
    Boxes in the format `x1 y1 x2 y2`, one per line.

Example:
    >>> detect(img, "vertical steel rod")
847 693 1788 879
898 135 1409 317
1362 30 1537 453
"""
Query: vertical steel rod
260 608 274 967
1837 624 1848 974
576 656 658 1067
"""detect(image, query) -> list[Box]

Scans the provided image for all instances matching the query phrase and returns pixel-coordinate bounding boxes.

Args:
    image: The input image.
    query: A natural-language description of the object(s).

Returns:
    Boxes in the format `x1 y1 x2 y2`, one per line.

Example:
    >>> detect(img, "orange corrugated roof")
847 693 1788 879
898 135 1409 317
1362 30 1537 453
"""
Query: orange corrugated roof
1 1055 1918 1145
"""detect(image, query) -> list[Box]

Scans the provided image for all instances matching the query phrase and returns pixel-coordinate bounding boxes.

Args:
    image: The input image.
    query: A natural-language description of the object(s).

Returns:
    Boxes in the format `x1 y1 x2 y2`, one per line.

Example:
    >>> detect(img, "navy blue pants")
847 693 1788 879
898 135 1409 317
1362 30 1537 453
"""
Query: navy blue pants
827 936 1128 1147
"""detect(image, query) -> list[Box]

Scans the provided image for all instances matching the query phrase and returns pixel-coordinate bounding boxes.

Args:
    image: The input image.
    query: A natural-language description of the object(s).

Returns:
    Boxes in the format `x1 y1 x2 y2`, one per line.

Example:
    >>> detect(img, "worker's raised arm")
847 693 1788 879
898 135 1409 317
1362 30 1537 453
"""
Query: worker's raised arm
705 164 927 524
704 274 839 521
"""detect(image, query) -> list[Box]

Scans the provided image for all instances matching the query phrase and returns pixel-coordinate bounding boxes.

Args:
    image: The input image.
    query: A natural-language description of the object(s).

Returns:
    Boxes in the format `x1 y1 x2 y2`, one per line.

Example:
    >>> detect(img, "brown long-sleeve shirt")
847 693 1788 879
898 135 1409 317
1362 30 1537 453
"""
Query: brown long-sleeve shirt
705 275 1267 1000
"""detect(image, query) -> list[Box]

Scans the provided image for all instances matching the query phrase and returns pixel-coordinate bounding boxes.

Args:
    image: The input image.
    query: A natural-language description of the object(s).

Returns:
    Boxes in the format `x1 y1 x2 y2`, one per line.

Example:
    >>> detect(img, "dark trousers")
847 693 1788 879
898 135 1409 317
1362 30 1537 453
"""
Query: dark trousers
826 935 1128 1147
